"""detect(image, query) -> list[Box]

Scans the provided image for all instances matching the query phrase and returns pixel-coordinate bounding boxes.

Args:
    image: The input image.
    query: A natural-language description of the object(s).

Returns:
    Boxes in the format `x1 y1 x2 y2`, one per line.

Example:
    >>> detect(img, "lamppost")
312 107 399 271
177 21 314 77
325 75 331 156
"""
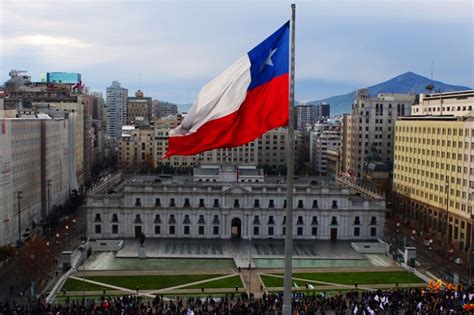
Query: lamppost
17 190 23 246
248 237 252 298
56 232 60 245
47 179 52 238
65 225 69 247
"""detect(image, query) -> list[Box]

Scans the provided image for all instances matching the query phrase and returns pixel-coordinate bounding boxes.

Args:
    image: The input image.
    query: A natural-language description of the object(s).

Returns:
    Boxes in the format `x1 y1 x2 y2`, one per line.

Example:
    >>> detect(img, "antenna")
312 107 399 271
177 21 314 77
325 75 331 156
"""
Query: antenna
425 60 435 93
138 72 141 90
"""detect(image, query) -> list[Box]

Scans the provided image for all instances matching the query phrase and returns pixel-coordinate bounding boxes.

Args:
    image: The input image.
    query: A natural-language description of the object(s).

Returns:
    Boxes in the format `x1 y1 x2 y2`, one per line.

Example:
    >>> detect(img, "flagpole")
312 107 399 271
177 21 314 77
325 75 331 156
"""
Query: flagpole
282 3 296 315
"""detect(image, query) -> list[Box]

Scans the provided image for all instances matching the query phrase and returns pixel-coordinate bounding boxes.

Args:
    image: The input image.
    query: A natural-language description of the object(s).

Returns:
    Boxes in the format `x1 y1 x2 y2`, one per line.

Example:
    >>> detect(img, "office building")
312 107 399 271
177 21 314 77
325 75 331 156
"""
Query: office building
106 81 128 139
341 89 415 179
127 90 152 126
310 124 341 176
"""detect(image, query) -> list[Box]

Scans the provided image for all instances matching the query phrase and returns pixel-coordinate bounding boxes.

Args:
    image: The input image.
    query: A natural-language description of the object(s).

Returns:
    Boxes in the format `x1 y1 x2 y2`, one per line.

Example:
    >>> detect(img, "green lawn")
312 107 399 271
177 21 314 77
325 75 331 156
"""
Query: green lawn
184 275 243 289
62 278 108 292
261 271 425 288
63 274 224 291
260 275 307 288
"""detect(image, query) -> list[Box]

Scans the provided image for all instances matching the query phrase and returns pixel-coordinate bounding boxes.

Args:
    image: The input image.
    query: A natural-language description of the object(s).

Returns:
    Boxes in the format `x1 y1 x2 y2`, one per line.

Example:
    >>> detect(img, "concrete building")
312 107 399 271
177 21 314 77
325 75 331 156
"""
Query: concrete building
341 89 415 179
0 115 74 246
295 105 318 131
106 81 128 139
157 102 178 118
257 127 303 170
86 165 386 240
393 116 474 253
411 90 474 117
319 103 330 120
127 90 152 126
310 125 341 176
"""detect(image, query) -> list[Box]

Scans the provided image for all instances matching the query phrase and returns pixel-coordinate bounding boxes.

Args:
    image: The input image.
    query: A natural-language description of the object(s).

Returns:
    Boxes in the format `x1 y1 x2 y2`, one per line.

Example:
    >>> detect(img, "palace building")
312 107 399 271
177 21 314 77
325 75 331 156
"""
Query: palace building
86 165 386 241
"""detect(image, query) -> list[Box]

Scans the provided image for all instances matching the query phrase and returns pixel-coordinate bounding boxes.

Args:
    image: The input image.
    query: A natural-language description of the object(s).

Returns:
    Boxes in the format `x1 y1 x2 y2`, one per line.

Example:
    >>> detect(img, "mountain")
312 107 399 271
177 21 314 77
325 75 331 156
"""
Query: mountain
308 72 471 115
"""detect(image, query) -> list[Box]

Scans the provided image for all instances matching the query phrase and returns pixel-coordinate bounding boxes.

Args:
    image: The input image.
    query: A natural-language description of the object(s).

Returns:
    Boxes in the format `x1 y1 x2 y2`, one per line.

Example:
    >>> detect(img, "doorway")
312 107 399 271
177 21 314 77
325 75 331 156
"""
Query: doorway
330 228 337 241
231 218 241 239
134 225 142 238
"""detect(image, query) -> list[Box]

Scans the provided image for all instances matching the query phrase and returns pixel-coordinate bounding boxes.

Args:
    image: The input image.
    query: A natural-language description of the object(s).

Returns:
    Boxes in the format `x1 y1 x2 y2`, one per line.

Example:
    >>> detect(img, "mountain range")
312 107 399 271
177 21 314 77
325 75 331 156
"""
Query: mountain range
307 72 471 115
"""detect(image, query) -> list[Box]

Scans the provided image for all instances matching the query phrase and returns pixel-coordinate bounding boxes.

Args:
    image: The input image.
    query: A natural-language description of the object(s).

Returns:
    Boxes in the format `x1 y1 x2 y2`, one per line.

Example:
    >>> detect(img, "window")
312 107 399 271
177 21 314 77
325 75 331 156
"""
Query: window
268 226 274 236
95 225 101 234
184 198 190 208
311 216 318 225
154 215 161 223
111 214 118 222
254 199 260 208
311 227 317 236
354 216 361 225
213 199 219 207
370 216 377 225
297 227 303 236
199 198 205 207
95 213 102 222
213 215 219 224
370 227 377 237
297 200 304 209
269 200 275 208
154 225 161 235
213 226 219 235
234 199 240 208
297 216 304 225
312 200 318 208
331 216 338 225
268 216 275 224
354 227 360 236
184 226 190 235
253 226 260 236
198 226 205 235
332 200 338 209
112 225 118 234
183 215 191 224
135 198 141 207
155 198 161 207
198 215 205 224
283 200 287 208
169 215 176 224
169 198 175 207
253 215 260 224
134 214 142 223
282 227 286 235
169 225 175 235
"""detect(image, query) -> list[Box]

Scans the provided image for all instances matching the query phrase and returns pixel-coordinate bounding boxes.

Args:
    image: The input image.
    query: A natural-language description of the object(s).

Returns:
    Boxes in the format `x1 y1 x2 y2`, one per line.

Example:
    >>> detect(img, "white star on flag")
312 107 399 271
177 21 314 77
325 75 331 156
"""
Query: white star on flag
259 48 278 72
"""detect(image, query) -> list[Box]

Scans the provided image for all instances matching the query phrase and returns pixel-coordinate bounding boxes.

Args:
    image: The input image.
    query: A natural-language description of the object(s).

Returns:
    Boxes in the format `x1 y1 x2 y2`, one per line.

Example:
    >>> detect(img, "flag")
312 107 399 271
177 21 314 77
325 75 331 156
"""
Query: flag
163 22 289 158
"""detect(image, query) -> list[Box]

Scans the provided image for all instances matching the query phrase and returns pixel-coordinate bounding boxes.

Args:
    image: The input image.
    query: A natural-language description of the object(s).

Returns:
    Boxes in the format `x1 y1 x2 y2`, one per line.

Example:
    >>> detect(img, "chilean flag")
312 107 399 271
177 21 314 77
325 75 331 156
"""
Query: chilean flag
163 22 289 158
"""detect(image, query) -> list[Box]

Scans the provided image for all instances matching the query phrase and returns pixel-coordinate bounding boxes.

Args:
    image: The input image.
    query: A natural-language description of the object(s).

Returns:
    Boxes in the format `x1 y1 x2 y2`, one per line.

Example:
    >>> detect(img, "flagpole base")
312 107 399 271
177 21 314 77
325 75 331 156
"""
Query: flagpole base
282 304 291 315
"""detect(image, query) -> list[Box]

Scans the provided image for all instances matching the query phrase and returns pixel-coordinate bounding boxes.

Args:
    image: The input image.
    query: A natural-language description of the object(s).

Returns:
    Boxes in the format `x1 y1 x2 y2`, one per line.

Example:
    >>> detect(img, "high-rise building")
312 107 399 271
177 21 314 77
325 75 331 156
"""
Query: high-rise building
295 105 318 131
393 115 474 252
106 81 128 139
341 89 415 179
309 124 341 176
319 103 330 119
0 114 74 246
127 90 152 126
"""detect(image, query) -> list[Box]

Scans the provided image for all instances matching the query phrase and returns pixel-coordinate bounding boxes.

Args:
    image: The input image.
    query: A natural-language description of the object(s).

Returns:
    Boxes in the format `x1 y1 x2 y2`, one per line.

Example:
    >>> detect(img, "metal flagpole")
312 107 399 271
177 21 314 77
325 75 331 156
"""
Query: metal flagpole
282 4 296 315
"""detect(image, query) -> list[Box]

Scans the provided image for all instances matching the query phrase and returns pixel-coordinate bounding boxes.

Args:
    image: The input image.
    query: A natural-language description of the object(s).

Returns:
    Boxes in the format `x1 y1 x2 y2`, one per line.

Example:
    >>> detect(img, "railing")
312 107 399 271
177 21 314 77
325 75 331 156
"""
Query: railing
336 176 385 200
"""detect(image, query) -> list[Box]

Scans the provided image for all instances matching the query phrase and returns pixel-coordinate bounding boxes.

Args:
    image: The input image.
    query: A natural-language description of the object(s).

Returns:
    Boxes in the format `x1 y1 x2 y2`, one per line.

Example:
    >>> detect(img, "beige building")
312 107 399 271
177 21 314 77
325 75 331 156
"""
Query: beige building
0 115 74 246
342 89 415 179
393 116 474 252
412 90 474 117
127 90 152 125
117 120 300 171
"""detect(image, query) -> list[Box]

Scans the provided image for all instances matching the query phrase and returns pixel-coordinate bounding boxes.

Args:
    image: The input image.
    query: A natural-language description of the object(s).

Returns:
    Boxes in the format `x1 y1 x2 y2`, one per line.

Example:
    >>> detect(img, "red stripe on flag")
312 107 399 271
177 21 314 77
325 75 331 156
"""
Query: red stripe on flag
164 73 288 158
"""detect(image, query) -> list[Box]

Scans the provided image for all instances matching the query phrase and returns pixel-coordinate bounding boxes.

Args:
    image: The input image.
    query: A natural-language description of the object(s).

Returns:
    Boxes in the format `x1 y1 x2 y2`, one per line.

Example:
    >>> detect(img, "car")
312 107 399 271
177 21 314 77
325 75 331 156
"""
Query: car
454 258 463 265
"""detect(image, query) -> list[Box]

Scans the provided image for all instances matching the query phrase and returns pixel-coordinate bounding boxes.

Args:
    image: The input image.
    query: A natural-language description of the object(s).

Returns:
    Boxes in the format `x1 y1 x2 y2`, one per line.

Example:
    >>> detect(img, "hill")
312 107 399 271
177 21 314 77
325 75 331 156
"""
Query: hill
308 72 470 115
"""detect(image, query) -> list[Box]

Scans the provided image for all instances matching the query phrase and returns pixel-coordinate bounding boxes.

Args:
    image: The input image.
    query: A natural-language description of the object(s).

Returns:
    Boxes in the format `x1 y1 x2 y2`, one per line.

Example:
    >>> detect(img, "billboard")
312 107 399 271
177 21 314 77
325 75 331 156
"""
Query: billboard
40 72 81 84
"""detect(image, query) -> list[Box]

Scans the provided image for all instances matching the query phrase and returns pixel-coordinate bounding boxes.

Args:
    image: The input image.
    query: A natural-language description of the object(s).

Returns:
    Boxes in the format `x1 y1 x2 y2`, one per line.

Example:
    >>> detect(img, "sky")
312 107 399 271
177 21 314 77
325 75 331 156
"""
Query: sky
1 0 473 105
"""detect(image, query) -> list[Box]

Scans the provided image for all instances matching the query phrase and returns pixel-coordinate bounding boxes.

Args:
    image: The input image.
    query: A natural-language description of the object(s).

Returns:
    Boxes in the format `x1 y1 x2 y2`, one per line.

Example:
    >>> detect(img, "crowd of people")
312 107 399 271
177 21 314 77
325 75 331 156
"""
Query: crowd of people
1 287 473 314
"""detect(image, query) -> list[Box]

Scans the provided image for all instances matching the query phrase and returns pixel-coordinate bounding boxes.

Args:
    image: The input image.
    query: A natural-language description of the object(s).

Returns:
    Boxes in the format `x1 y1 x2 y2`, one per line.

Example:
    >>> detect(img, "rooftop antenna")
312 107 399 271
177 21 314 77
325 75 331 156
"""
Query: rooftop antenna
138 72 141 91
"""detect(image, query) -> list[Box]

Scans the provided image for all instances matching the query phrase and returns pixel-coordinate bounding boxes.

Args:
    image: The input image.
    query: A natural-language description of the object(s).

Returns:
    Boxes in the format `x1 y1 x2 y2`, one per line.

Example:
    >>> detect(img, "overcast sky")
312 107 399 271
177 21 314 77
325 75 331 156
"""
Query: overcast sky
1 0 473 104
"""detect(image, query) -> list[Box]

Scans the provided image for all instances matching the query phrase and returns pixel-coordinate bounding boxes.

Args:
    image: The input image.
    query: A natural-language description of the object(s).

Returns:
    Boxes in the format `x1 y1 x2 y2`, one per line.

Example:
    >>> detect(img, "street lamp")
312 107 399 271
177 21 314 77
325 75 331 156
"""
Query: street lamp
65 225 69 246
17 190 23 246
47 179 52 239
248 237 252 298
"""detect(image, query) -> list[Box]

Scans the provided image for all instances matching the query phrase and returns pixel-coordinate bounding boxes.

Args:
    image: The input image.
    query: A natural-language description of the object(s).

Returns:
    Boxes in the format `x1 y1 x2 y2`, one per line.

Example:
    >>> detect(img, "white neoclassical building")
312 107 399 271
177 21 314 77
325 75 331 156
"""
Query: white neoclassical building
86 165 386 241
